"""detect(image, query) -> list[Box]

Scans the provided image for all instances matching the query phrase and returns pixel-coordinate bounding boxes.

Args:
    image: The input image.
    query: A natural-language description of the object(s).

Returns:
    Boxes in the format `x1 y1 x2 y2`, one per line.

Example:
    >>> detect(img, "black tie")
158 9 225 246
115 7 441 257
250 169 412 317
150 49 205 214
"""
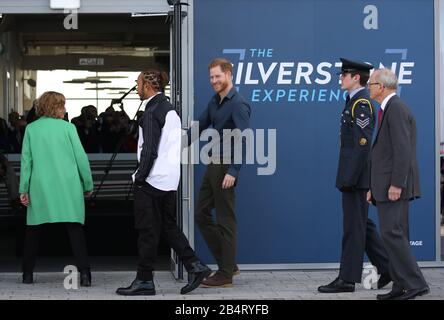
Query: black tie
345 95 350 104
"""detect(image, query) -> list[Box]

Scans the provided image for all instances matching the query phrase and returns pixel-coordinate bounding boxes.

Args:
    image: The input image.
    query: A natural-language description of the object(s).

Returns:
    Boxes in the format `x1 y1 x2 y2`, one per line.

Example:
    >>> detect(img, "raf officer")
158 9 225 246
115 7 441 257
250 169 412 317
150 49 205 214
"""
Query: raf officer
318 58 391 293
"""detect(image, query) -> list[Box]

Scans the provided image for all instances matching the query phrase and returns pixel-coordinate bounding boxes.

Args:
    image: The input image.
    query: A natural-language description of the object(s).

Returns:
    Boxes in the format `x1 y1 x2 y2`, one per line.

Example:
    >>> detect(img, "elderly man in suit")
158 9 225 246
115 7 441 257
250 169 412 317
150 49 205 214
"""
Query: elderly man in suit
367 68 429 300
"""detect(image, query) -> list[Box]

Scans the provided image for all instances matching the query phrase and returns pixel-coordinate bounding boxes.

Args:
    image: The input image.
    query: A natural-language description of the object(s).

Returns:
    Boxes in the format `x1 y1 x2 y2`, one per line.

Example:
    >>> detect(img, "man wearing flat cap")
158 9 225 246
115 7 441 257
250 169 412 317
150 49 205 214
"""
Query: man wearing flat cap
318 58 391 293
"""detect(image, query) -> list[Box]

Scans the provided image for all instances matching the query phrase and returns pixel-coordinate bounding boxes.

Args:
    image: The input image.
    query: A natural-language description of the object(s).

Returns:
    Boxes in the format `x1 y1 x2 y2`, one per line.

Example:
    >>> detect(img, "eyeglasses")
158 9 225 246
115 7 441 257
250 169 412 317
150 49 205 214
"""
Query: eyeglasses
368 82 381 86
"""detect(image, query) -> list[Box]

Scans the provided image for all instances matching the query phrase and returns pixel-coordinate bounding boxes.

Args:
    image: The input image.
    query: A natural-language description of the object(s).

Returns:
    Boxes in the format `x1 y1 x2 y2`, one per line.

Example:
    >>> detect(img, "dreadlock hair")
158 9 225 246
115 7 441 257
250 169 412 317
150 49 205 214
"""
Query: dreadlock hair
141 70 169 92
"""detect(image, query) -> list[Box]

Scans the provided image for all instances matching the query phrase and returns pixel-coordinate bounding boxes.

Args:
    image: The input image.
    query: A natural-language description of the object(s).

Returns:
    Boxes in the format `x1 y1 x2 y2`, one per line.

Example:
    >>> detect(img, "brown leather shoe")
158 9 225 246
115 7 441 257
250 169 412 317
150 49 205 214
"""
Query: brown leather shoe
201 273 233 288
210 265 240 277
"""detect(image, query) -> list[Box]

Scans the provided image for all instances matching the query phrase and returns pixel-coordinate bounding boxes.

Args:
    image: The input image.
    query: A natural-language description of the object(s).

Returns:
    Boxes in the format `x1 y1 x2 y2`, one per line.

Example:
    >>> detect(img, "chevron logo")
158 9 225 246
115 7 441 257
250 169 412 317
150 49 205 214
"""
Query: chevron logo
356 118 370 129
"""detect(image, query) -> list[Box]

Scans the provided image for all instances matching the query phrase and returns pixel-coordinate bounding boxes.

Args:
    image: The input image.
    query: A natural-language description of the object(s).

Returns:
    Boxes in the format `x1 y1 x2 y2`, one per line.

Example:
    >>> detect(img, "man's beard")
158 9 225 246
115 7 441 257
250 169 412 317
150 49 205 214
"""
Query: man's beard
214 80 229 94
139 90 148 100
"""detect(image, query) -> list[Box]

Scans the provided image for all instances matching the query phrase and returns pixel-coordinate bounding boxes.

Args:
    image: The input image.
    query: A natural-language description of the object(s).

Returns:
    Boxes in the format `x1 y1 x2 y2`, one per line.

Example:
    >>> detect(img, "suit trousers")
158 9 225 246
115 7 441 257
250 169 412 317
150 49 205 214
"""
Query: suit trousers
339 190 390 283
22 222 90 272
195 164 236 278
134 183 197 281
376 200 427 290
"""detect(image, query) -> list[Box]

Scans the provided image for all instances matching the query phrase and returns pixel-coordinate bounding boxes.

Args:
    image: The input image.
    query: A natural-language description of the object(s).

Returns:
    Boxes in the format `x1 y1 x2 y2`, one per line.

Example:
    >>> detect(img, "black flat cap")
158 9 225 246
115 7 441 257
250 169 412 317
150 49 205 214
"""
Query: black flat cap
338 58 374 75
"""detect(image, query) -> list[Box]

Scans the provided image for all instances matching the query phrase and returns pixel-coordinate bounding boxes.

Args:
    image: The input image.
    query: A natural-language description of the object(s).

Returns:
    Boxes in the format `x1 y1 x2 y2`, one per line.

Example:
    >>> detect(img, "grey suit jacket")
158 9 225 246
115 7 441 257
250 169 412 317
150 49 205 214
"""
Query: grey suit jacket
370 95 421 202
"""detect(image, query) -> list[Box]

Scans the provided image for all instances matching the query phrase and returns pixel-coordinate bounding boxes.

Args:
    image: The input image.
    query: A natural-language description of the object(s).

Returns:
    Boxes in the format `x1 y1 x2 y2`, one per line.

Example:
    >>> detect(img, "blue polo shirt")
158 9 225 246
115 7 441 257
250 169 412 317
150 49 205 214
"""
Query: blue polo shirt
189 86 251 177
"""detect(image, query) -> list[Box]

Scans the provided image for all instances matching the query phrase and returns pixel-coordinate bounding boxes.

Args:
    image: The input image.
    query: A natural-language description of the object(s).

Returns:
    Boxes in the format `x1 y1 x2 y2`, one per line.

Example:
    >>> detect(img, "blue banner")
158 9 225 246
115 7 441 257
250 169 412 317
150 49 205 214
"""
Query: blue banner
193 0 436 264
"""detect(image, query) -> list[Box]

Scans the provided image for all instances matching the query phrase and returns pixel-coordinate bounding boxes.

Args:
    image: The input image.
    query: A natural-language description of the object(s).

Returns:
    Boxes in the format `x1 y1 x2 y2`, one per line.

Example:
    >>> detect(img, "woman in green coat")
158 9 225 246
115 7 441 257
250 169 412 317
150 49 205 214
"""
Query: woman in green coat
19 91 94 286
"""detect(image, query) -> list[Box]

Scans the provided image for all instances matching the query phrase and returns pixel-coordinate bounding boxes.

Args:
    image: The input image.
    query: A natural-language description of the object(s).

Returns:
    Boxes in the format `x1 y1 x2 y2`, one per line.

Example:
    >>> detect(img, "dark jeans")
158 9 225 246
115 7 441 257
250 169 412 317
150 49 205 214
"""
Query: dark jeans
195 164 236 278
134 183 197 281
22 222 90 273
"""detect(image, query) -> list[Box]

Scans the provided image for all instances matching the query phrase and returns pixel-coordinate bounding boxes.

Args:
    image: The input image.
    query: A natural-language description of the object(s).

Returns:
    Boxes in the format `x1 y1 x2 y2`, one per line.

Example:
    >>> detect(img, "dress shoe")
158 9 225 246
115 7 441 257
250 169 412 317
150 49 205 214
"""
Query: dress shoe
116 278 156 296
80 269 92 287
394 287 430 300
200 272 233 288
22 272 33 284
210 265 240 277
377 273 392 289
181 261 212 295
317 277 355 293
376 289 405 300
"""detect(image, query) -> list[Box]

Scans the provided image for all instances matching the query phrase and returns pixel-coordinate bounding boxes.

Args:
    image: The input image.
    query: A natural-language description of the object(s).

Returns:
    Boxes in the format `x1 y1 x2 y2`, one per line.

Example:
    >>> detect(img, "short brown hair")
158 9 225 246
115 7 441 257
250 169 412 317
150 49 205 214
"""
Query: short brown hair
350 71 370 87
37 91 66 118
208 58 233 74
141 70 169 92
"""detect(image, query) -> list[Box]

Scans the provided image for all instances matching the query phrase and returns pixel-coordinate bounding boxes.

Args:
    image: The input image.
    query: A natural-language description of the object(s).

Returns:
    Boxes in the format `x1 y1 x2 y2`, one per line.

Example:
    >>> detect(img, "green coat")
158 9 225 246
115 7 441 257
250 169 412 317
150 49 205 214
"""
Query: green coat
19 117 93 225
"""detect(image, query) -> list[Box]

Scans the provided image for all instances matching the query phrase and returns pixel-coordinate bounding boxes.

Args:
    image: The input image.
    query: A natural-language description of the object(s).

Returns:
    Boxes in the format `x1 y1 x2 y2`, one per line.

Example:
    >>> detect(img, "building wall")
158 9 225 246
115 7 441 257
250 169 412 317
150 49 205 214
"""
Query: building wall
193 0 437 266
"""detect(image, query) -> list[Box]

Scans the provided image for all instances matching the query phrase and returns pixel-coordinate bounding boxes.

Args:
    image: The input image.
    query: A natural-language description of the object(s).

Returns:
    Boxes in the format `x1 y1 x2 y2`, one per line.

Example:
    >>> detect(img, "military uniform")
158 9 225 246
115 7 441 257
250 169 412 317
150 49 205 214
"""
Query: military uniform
336 88 374 191
319 58 390 293
336 86 390 283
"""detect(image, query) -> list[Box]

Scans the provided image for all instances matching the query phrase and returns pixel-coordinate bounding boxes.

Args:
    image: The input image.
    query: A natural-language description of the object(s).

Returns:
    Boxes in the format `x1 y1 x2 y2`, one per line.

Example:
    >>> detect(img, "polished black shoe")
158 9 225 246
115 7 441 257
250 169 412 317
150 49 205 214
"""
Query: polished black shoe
394 286 430 300
22 272 33 284
116 278 156 296
377 274 392 289
376 289 405 300
80 269 92 287
181 261 212 295
318 277 355 293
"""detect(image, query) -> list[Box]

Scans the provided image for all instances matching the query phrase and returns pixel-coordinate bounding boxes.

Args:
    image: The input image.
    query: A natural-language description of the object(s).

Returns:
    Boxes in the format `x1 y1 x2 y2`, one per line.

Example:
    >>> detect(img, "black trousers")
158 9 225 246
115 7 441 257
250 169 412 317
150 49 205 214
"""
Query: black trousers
377 200 427 291
339 190 390 283
22 222 90 273
134 183 197 281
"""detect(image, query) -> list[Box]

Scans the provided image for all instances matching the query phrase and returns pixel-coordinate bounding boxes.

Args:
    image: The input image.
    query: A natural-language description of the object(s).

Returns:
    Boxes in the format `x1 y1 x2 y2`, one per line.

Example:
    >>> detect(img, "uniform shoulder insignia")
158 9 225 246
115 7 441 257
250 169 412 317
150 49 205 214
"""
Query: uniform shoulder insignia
352 98 373 118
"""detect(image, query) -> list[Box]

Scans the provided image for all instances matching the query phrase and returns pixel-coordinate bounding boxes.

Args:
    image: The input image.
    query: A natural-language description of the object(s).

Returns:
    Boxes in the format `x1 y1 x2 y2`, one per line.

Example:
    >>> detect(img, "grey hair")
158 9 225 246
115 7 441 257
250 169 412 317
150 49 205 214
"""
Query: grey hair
374 68 398 90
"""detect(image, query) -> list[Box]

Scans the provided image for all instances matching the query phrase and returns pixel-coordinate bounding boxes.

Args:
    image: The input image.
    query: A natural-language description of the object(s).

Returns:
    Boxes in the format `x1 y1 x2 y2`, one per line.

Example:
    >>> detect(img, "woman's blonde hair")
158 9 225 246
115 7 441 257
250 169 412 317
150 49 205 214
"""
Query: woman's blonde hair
37 91 66 118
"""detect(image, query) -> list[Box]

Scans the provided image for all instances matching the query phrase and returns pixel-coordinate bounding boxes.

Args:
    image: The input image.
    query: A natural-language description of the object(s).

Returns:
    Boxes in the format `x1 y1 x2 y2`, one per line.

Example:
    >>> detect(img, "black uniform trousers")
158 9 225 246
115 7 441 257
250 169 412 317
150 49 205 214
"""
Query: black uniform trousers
134 182 198 281
339 189 390 283
376 200 427 291
23 222 90 273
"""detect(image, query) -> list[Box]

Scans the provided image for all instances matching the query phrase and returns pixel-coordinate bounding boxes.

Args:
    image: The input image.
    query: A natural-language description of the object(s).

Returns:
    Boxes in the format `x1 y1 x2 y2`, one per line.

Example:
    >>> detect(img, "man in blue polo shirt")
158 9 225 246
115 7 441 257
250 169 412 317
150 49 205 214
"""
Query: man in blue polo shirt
189 58 251 287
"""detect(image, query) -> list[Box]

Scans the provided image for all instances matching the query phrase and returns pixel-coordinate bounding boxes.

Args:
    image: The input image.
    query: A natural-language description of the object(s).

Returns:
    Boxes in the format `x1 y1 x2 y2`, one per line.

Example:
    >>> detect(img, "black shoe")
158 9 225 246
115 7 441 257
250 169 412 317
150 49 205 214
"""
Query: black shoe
377 274 392 289
80 269 92 287
376 288 405 300
22 272 33 284
116 278 156 296
318 277 355 293
181 261 212 295
394 286 430 300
